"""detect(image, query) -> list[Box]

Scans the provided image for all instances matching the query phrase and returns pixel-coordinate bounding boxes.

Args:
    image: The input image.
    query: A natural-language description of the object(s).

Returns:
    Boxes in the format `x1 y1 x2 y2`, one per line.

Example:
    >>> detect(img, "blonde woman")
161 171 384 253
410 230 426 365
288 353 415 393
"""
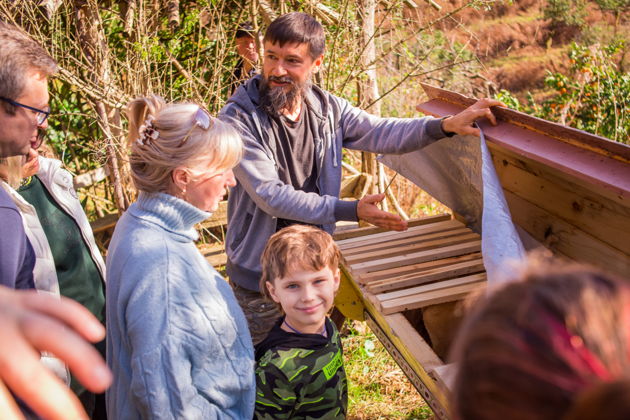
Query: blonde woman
106 96 255 419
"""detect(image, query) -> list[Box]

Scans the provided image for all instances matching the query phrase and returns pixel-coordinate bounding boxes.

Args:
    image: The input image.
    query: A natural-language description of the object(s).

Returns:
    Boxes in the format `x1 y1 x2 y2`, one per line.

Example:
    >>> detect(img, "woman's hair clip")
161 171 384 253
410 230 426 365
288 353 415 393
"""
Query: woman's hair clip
137 116 160 146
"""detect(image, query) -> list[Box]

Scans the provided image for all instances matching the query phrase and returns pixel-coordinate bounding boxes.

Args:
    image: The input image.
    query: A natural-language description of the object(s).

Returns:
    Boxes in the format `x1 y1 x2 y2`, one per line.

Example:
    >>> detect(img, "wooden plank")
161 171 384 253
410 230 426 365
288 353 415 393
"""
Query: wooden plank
380 280 485 315
367 258 486 294
198 242 227 268
505 191 630 278
384 313 443 371
430 363 458 394
491 149 630 255
358 252 482 283
333 213 451 241
197 200 228 229
377 273 487 302
350 241 481 275
341 223 468 255
90 213 119 234
345 232 480 265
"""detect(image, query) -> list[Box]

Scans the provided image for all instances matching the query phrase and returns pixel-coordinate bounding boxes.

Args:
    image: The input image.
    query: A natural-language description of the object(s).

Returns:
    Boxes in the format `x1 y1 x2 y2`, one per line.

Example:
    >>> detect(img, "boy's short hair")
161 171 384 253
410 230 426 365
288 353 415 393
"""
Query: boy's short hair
263 12 325 60
260 224 340 302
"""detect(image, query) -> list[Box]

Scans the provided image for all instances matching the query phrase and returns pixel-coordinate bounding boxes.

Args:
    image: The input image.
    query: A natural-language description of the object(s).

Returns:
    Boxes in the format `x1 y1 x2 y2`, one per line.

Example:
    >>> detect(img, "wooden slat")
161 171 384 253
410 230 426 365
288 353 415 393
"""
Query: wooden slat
505 191 630 278
333 213 451 241
377 273 487 302
342 223 468 255
345 232 480 265
350 241 482 275
338 219 463 250
367 258 486 294
380 280 485 315
357 252 482 283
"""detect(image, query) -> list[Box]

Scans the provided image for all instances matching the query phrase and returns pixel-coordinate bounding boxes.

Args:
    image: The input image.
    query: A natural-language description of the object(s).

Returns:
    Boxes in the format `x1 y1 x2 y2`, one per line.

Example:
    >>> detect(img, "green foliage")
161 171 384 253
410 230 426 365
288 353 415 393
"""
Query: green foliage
594 0 630 16
342 321 432 419
543 0 587 29
496 42 629 143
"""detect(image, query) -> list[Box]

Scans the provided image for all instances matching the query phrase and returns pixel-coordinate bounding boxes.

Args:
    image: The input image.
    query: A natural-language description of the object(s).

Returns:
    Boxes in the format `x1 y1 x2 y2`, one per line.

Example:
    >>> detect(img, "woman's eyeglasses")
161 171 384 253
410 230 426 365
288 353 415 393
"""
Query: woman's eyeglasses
0 96 50 126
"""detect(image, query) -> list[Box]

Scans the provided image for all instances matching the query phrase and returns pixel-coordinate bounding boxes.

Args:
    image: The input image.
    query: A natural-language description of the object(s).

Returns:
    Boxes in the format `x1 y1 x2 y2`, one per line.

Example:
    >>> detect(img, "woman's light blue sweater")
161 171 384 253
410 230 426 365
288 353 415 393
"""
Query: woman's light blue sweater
105 192 255 419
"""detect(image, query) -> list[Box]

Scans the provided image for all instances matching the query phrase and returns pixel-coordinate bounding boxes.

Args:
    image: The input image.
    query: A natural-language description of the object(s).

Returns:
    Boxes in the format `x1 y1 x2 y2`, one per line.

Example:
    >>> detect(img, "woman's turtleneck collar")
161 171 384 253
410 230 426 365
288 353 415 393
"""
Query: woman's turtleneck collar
129 191 210 241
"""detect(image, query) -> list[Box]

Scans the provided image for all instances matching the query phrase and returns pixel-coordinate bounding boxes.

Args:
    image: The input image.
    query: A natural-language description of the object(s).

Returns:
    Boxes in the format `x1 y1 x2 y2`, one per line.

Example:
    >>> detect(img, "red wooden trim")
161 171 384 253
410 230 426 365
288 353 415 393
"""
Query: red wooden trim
417 84 630 201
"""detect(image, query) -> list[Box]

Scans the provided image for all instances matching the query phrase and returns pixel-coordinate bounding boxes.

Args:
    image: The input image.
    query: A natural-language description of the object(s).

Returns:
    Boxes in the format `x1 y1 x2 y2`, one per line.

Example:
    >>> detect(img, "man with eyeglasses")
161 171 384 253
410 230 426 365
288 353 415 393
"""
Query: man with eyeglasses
0 21 112 420
0 21 54 288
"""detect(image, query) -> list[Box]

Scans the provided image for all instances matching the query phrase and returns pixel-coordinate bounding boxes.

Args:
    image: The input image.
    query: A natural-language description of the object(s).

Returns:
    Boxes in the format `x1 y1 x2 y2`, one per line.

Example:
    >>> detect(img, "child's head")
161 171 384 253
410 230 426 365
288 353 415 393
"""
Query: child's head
126 95 242 211
451 258 630 420
260 224 341 332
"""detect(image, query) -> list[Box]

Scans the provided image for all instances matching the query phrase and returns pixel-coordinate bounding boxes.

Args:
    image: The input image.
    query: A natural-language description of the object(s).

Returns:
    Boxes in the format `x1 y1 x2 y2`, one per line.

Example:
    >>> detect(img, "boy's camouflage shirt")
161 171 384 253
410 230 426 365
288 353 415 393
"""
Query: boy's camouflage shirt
254 317 347 419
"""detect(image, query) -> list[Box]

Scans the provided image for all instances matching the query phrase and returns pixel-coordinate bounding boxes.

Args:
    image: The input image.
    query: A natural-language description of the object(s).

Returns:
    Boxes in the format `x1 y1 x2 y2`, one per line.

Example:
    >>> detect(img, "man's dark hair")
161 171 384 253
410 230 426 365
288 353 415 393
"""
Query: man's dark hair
235 21 255 39
263 12 325 59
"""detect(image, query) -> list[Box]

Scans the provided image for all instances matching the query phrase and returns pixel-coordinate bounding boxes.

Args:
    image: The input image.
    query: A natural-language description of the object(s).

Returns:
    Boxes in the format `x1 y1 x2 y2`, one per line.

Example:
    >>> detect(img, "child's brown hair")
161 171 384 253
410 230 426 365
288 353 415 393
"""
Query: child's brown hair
260 224 340 303
451 258 630 420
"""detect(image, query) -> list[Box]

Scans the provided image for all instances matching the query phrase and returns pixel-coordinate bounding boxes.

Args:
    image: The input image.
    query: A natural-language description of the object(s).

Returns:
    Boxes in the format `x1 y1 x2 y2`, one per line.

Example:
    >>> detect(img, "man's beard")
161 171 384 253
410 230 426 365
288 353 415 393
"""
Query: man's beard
259 74 312 117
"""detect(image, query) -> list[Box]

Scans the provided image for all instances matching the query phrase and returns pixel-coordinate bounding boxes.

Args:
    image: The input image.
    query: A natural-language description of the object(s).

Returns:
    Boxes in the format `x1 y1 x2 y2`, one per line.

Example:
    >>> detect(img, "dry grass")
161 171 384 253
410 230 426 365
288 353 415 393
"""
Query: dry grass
342 321 433 420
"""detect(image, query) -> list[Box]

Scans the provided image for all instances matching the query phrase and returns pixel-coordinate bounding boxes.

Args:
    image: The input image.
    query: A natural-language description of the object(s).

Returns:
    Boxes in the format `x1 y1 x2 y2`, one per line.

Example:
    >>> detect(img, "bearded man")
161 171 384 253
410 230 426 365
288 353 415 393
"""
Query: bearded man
219 12 505 344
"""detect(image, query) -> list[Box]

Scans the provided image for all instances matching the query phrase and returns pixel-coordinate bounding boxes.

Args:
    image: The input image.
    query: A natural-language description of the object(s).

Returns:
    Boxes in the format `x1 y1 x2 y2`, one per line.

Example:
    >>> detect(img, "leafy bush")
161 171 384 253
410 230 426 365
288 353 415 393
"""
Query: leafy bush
496 42 629 143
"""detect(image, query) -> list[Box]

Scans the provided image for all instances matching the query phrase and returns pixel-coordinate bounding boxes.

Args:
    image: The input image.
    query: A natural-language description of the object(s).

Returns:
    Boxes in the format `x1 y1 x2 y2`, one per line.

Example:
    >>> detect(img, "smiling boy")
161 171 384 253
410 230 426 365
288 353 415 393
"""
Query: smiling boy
255 224 347 419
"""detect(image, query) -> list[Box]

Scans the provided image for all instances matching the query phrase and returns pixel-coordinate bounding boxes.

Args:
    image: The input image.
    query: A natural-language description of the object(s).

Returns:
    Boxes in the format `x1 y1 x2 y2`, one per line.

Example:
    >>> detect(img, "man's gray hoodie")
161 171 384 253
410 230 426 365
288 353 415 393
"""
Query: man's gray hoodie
218 75 448 291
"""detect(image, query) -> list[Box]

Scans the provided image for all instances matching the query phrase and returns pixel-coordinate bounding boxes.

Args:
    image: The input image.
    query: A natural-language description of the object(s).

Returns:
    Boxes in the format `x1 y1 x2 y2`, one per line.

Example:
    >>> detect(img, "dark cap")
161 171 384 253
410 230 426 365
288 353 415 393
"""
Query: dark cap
235 22 256 38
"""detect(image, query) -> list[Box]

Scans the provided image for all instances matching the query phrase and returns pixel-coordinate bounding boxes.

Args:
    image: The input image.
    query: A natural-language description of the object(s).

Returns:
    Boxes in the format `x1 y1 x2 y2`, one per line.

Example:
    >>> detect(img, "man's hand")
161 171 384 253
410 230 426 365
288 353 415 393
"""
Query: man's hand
357 194 408 231
0 287 112 420
441 98 507 137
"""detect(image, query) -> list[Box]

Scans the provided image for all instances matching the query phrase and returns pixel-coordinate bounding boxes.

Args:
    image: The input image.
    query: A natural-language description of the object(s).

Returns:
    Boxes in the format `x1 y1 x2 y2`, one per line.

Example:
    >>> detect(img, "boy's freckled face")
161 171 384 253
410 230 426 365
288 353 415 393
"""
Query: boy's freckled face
266 266 340 334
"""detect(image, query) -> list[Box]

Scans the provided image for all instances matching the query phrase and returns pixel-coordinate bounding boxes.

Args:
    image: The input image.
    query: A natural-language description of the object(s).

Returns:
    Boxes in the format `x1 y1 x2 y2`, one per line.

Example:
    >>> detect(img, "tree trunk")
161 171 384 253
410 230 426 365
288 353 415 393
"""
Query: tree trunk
358 0 380 196
74 0 130 212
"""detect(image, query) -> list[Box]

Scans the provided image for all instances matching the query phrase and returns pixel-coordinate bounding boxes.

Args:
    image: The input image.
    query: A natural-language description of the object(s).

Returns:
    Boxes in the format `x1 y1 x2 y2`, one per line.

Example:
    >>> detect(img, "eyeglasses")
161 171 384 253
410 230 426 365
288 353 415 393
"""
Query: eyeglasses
0 96 51 126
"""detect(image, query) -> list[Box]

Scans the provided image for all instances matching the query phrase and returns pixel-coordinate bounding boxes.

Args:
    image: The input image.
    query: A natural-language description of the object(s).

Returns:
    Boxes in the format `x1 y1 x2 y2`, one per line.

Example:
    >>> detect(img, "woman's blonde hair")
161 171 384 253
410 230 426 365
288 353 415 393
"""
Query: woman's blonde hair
127 95 242 193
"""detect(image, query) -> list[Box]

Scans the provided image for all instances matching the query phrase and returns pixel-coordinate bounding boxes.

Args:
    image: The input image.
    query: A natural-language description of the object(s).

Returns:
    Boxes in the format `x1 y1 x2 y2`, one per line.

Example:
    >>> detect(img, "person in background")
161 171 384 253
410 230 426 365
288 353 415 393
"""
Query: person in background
255 225 346 419
219 12 506 344
106 95 255 419
450 258 630 420
230 21 260 96
1 142 107 418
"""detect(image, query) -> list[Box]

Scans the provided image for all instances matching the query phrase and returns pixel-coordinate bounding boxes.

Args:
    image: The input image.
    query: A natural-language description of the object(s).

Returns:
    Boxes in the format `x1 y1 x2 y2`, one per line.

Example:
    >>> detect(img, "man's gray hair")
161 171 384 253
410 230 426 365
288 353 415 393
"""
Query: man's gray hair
0 21 57 107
